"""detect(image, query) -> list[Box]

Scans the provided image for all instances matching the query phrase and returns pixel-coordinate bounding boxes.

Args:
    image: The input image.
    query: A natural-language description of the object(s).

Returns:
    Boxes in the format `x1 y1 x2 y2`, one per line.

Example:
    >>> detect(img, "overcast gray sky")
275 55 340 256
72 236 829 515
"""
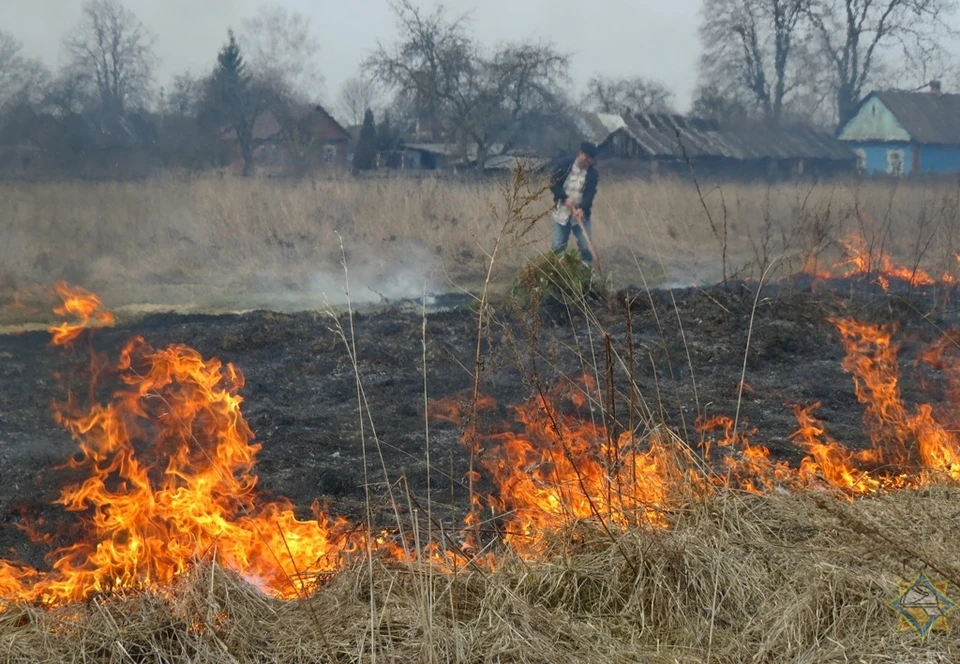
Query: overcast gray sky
3 0 703 112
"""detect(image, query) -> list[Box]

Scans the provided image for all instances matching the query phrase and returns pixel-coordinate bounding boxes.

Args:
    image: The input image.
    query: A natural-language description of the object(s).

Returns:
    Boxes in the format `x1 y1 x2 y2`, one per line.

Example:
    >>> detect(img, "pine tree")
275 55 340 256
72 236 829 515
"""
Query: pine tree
353 108 379 171
201 30 261 175
216 31 247 83
204 31 251 173
377 111 394 153
207 31 249 122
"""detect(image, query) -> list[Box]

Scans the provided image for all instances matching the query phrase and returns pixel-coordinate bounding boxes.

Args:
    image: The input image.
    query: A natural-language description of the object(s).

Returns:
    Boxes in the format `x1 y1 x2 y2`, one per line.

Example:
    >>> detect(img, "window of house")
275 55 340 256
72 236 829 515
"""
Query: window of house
323 145 337 165
887 149 904 176
854 149 867 172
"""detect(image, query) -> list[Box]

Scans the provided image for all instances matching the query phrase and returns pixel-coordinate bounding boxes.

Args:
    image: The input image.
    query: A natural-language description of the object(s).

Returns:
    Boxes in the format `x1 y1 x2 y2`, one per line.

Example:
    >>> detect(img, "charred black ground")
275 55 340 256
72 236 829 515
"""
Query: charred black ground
0 276 957 570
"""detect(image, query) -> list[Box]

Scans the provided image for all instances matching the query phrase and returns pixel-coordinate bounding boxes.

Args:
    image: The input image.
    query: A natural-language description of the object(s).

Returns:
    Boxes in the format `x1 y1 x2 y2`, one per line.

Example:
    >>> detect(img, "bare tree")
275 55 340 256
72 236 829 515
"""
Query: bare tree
379 90 420 140
161 72 204 116
482 43 570 154
364 1 473 141
336 76 381 126
806 0 957 124
43 67 94 116
582 75 675 114
365 0 569 167
240 3 324 102
0 30 50 111
63 0 157 117
690 84 751 125
699 0 811 124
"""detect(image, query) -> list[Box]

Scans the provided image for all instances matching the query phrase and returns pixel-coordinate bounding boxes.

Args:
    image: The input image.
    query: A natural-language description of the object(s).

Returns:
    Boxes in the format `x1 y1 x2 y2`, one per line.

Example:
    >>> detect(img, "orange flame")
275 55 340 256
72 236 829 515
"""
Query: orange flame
831 318 960 480
48 281 115 345
788 318 960 491
432 378 699 557
837 234 941 290
799 232 958 290
10 282 960 609
0 289 384 606
695 415 793 494
792 403 882 494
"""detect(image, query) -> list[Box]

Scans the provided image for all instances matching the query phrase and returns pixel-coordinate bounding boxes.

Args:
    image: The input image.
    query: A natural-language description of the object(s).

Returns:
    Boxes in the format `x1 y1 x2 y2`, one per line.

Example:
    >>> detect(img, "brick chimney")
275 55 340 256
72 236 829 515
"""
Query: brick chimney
930 80 942 95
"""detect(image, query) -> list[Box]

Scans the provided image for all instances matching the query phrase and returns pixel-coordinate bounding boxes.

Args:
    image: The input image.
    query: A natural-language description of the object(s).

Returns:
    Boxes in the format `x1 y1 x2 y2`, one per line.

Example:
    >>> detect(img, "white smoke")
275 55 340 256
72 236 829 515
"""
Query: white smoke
309 240 442 307
238 241 441 312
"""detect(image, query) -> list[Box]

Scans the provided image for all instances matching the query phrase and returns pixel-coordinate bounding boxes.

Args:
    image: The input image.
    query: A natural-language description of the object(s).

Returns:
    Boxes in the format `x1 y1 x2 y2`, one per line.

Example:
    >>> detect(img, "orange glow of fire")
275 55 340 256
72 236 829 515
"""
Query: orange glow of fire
783 319 960 493
837 235 943 290
695 415 794 494
7 282 960 608
803 233 957 290
0 286 384 607
430 377 697 557
831 318 960 483
48 281 115 345
429 312 960 555
792 403 882 494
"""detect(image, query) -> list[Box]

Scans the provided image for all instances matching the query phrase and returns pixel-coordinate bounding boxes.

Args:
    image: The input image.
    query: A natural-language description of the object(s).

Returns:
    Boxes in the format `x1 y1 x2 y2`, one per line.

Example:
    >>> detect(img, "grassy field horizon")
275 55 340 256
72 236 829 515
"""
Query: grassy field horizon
3 171 960 319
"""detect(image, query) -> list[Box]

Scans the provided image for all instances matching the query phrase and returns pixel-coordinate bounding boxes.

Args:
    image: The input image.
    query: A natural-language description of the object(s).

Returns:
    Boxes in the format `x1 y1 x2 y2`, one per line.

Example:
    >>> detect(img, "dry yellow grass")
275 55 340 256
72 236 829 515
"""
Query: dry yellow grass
2 172 960 314
2 488 957 663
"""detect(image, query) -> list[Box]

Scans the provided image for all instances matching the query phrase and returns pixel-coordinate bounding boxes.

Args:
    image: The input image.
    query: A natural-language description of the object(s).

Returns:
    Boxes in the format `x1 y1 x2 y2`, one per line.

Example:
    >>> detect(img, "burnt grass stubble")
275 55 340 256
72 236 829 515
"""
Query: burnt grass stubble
0 276 956 573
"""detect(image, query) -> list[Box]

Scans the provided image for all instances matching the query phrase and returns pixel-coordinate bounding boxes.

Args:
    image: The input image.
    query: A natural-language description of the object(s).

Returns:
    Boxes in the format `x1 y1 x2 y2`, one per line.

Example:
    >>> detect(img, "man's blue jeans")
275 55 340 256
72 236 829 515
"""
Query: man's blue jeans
551 216 593 263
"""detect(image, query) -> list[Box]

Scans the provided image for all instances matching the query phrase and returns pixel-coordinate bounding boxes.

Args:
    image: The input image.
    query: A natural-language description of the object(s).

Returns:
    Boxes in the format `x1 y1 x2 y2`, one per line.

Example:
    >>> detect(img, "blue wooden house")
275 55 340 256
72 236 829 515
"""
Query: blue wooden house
837 82 960 176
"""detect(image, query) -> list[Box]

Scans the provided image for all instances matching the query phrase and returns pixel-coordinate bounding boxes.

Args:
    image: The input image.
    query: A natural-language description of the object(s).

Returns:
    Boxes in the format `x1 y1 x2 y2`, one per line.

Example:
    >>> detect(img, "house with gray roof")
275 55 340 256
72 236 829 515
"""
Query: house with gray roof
579 111 855 179
837 82 960 175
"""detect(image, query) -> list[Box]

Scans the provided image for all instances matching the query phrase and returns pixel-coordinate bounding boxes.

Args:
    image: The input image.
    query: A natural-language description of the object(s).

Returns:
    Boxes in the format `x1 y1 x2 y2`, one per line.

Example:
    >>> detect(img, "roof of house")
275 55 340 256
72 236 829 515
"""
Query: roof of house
403 142 506 164
483 154 551 172
228 104 350 143
864 90 960 144
293 104 351 142
579 112 854 161
403 142 461 156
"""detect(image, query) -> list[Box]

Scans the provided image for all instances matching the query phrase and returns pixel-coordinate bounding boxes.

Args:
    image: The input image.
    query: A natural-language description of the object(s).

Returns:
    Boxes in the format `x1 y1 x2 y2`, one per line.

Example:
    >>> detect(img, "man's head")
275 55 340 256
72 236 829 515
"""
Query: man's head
577 141 598 168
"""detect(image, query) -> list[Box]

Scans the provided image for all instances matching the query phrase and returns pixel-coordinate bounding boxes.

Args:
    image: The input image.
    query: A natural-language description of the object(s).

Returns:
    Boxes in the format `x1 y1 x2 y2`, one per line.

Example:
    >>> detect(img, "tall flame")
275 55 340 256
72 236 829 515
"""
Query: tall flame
831 318 960 482
430 318 960 557
0 286 373 606
787 320 960 492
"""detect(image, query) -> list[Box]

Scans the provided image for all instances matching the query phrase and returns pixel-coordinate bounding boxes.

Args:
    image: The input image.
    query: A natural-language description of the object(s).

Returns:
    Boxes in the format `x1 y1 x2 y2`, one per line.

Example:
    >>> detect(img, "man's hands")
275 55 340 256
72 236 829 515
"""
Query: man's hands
564 198 585 223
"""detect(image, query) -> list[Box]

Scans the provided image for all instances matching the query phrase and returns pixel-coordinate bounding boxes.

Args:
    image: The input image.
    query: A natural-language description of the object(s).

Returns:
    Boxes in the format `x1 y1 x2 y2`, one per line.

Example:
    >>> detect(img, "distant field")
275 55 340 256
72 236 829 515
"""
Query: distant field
2 172 960 316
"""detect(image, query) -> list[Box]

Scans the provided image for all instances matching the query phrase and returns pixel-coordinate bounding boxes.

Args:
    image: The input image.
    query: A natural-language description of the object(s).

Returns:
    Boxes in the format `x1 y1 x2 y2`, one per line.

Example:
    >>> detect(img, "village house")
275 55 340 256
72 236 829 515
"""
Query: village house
836 81 960 176
224 104 351 174
578 111 856 179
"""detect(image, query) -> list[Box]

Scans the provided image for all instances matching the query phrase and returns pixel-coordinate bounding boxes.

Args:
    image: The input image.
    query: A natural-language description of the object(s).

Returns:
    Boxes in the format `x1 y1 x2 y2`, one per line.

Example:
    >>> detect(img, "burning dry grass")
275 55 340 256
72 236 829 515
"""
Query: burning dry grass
2 283 958 661
3 173 960 314
1 488 957 663
7 172 960 659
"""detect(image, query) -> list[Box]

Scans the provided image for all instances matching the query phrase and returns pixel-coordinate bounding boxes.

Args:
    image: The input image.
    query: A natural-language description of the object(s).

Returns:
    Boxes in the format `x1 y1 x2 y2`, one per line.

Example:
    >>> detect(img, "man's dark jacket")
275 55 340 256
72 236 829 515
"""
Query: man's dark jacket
549 157 599 217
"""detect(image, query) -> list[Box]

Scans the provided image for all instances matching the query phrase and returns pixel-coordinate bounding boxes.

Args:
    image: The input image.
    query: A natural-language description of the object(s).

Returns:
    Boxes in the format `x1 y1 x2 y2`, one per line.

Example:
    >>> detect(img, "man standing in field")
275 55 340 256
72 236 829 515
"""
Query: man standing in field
550 141 600 267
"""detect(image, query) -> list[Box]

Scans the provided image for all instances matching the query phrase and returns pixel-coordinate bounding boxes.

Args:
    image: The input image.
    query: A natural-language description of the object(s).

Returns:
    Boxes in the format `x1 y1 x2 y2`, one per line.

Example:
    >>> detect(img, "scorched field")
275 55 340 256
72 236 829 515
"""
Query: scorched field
3 176 960 662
